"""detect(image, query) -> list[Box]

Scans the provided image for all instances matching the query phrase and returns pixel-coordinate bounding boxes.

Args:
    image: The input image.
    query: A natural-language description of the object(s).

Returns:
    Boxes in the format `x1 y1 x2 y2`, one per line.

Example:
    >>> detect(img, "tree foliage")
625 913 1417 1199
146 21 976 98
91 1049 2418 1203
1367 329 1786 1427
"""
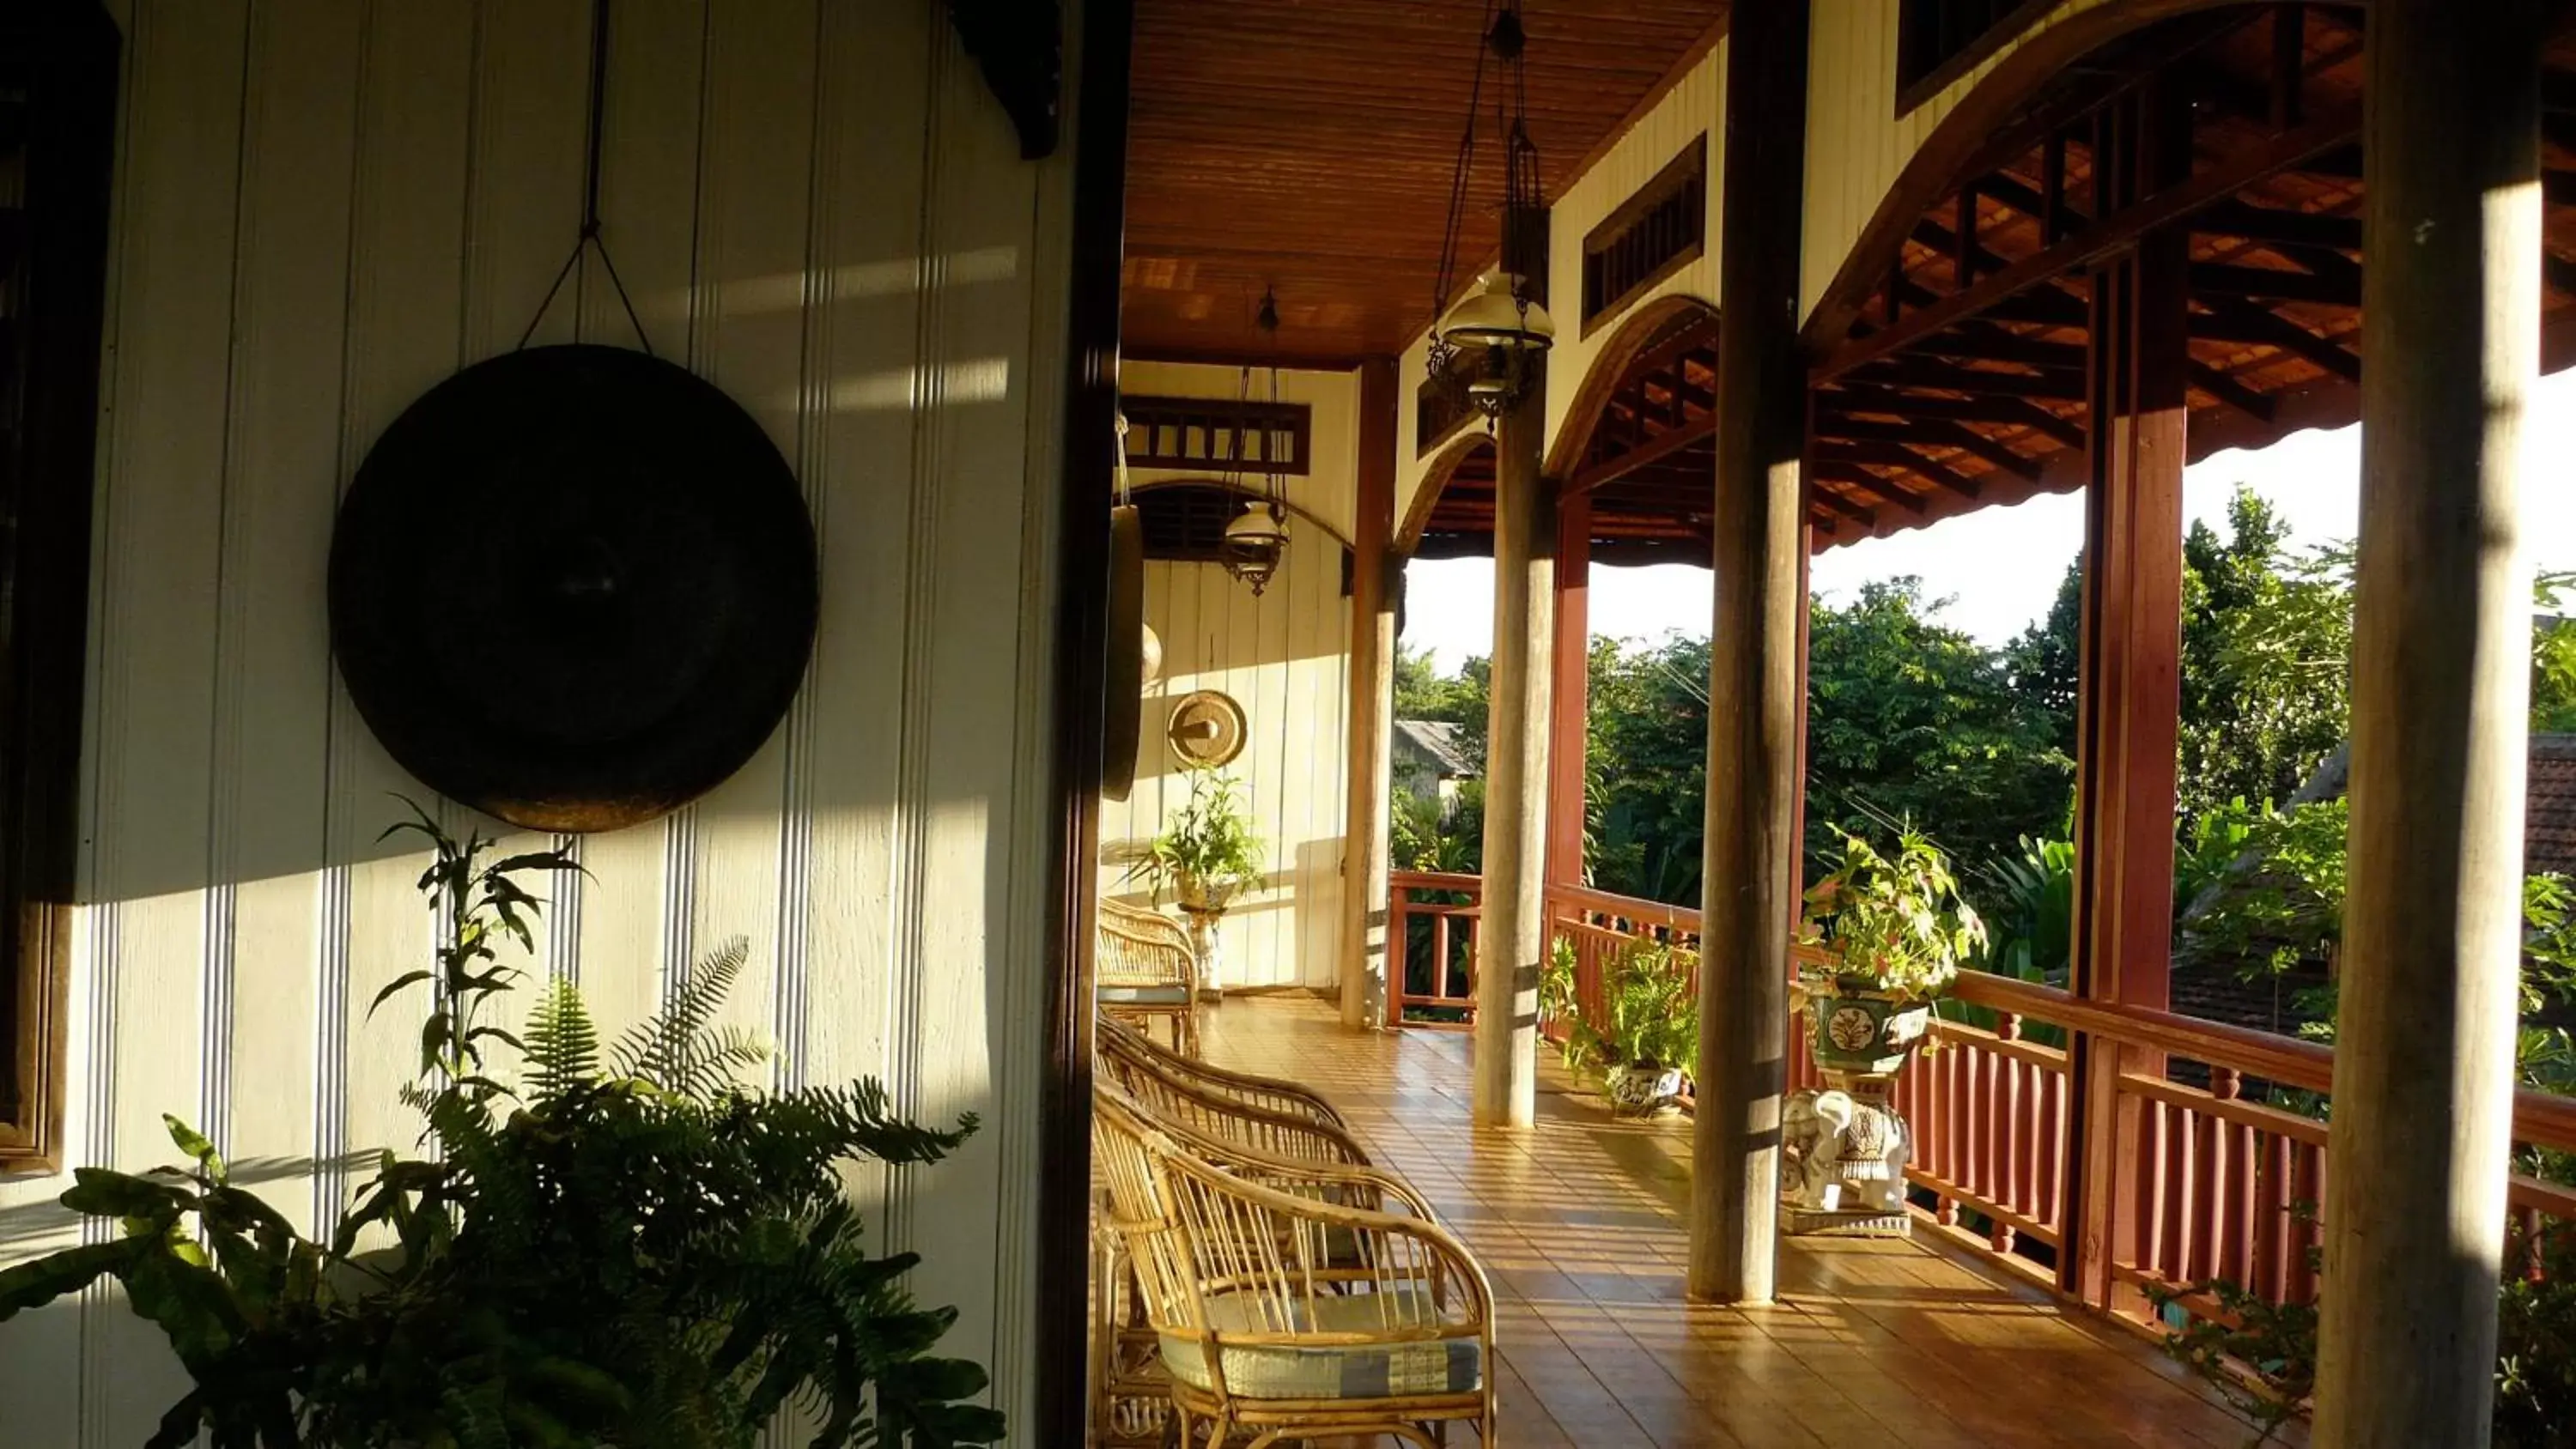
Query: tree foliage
1802 579 2073 908
0 804 1003 1449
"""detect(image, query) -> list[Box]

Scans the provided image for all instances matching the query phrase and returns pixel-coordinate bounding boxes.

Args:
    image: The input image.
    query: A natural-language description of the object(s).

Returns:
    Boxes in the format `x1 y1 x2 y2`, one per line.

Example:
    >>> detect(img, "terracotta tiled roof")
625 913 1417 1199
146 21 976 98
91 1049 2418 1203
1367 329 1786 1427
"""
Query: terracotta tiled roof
2530 735 2576 880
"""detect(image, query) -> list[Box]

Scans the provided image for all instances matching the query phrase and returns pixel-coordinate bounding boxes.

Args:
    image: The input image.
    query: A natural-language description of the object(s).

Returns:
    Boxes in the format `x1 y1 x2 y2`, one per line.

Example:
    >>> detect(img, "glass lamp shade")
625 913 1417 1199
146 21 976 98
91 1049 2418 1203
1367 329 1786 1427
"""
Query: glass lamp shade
1437 265 1556 353
1220 502 1289 595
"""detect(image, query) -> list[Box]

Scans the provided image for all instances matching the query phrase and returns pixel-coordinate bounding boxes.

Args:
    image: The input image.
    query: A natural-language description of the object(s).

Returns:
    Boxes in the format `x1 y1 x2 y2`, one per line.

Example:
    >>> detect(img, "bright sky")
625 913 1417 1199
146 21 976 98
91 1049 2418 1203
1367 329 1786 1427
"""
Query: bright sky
1401 369 2576 671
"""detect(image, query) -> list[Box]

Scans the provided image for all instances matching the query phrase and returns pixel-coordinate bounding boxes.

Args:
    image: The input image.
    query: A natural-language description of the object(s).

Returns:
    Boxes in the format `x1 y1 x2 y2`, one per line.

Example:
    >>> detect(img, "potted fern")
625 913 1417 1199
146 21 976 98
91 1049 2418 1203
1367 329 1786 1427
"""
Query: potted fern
1798 828 1986 1079
0 805 1005 1449
1136 769 1265 992
1591 940 1699 1115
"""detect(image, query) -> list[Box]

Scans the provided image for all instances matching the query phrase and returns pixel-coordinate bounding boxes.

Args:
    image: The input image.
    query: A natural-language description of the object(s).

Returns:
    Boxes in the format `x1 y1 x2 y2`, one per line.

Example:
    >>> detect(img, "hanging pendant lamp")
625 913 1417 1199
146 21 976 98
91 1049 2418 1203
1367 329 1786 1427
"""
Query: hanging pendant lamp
1219 288 1292 596
1425 1 1554 422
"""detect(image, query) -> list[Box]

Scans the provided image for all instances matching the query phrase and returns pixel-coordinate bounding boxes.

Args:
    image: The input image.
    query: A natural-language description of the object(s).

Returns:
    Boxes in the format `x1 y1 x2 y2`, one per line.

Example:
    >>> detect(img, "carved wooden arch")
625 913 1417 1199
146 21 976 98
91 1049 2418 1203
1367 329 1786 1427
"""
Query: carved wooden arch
1541 292 1721 482
1128 476 1357 552
1801 0 2280 352
1395 431 1495 556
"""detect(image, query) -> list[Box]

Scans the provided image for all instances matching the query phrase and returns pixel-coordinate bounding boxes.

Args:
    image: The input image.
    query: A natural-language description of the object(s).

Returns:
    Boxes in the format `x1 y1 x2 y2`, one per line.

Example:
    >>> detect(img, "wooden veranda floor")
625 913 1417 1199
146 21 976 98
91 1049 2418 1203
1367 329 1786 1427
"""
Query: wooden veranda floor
1197 997 2298 1449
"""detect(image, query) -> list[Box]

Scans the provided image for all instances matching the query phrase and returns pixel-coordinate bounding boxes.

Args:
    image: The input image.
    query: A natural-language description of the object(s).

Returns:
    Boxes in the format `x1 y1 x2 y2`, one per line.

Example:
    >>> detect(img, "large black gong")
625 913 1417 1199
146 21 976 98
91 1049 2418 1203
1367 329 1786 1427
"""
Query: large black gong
330 344 818 834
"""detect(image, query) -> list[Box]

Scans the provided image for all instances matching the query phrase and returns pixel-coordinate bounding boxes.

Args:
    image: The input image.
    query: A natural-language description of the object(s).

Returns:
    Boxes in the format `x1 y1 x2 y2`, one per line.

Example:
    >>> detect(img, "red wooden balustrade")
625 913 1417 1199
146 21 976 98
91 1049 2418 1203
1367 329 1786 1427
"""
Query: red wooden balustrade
1386 870 1484 1028
1390 874 2576 1332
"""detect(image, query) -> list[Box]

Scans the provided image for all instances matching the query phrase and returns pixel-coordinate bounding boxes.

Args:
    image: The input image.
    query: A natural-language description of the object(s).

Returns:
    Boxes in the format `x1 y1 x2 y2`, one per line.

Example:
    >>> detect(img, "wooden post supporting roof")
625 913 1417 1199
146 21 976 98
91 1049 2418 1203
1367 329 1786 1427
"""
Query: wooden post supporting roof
1548 489 1592 889
2315 3 2542 1441
1692 1 1807 1305
2063 84 2190 1308
1475 298 1554 1127
1343 358 1400 1028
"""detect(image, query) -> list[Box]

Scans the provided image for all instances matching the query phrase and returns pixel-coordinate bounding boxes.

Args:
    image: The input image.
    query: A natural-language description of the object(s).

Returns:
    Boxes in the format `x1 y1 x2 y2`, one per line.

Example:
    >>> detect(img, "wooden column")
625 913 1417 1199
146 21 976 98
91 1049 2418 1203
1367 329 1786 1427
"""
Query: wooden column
1342 358 1400 1028
1473 367 1554 1125
1475 359 1553 1129
2063 87 2189 1307
1691 0 1807 1305
1547 489 1592 888
2315 4 2541 1442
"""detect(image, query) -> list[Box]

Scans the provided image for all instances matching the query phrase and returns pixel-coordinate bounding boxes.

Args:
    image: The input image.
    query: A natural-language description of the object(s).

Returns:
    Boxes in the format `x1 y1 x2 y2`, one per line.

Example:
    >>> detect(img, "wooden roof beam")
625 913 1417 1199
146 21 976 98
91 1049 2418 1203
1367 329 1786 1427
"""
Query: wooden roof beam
2191 261 2360 307
1812 415 2044 481
1819 108 2361 380
2185 361 2279 423
1844 356 2089 400
1912 327 2089 371
2189 298 2362 381
1806 486 1877 526
1815 440 1982 500
2195 200 2361 251
1814 385 2087 449
1809 464 1931 514
1571 408 1718 498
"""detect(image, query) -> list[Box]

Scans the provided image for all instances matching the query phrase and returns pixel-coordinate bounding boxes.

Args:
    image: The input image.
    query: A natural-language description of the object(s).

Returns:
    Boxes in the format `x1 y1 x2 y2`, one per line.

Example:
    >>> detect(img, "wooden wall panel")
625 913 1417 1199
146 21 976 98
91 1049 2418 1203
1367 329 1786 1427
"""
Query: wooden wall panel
1097 547 1352 992
0 2 1076 1440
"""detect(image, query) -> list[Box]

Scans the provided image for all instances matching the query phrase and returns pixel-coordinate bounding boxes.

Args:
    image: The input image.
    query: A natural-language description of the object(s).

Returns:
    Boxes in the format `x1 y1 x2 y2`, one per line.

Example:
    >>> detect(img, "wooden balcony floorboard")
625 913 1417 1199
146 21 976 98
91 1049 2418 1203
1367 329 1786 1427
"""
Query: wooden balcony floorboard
1195 996 2303 1449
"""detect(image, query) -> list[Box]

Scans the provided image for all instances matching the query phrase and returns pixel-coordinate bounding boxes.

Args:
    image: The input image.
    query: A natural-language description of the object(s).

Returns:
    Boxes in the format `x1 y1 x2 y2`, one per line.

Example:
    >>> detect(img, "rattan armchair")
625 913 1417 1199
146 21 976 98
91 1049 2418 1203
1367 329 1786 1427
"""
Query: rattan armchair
1097 897 1201 1056
1098 1010 1345 1128
1095 1082 1495 1448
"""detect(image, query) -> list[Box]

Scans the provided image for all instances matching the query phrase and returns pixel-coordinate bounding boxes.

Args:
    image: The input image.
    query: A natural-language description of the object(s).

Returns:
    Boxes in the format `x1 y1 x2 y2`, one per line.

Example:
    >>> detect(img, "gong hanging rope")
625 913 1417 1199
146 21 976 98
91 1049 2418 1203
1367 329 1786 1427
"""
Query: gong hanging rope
517 0 655 356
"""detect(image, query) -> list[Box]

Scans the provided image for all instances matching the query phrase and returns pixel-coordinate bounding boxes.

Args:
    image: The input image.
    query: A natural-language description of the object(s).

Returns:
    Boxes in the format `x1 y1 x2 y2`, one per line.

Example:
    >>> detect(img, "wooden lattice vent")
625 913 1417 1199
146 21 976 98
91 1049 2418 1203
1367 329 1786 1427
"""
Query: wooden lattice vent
1121 395 1309 476
1581 136 1706 335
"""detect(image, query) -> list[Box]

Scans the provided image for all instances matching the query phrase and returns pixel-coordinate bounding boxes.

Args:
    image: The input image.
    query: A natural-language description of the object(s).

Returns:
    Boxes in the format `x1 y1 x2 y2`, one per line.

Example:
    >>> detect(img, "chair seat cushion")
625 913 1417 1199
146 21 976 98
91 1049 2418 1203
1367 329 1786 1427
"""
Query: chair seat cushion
1158 1288 1482 1400
1099 985 1194 1005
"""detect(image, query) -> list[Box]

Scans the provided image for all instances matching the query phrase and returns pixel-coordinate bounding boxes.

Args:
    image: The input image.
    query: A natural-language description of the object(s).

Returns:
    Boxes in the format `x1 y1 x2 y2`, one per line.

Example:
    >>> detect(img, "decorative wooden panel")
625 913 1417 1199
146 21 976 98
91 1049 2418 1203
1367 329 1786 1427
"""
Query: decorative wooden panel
0 2 117 1178
1121 394 1310 475
1580 135 1707 335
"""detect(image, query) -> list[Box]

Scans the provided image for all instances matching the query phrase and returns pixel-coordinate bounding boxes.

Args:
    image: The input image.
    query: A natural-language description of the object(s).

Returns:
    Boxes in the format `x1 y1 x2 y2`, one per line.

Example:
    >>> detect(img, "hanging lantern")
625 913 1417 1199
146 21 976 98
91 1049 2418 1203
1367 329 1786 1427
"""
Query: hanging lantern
1218 287 1293 597
1220 500 1288 595
1425 3 1554 421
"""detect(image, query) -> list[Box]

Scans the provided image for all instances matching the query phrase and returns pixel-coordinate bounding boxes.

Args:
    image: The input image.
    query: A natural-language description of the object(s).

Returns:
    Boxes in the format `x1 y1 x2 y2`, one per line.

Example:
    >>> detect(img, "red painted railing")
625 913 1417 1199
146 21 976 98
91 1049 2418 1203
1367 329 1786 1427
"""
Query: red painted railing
1386 870 1483 1027
1399 873 2576 1331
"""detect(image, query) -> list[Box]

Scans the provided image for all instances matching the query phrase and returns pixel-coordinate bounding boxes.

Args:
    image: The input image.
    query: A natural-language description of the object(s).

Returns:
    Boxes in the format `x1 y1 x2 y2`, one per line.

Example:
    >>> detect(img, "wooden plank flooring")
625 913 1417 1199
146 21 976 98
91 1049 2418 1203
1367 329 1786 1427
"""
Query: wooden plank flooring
1193 997 2297 1449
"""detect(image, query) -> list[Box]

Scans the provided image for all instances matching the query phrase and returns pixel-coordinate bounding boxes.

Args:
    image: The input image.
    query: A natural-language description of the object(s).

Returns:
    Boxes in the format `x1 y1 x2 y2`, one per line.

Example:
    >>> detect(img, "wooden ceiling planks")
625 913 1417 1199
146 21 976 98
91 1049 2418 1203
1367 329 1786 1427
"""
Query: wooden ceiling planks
1123 0 1728 363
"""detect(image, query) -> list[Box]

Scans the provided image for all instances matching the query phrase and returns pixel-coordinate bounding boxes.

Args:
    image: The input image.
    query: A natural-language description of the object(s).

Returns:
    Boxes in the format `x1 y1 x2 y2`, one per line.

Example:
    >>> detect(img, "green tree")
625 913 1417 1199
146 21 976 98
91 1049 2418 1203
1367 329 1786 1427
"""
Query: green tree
1802 579 2074 912
2177 489 2352 825
1585 635 1713 905
1394 643 1490 770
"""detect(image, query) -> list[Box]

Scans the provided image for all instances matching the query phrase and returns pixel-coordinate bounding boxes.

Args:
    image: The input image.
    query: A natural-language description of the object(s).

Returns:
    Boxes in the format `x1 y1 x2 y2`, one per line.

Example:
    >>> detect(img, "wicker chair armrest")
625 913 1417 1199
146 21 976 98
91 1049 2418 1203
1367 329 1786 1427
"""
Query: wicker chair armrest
1165 1155 1496 1333
1164 1125 1441 1221
1100 1017 1346 1127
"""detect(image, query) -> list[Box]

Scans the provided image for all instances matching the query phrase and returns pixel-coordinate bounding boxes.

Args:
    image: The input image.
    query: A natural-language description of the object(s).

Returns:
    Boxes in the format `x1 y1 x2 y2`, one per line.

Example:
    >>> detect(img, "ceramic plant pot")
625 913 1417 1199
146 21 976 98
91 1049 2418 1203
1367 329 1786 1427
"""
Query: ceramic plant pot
1603 1062 1687 1114
1803 979 1935 1078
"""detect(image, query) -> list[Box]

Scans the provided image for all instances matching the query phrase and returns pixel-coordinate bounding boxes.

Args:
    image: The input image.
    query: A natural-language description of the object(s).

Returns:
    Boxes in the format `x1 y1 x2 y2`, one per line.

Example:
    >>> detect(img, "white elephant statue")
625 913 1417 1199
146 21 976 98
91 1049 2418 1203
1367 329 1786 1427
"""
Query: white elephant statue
1782 1088 1911 1215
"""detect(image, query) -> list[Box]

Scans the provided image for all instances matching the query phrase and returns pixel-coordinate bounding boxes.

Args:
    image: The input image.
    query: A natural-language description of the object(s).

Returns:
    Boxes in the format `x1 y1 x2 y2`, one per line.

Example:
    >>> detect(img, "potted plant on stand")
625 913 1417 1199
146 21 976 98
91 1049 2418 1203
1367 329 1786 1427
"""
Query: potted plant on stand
1785 828 1984 1234
1593 940 1699 1116
1139 768 1266 996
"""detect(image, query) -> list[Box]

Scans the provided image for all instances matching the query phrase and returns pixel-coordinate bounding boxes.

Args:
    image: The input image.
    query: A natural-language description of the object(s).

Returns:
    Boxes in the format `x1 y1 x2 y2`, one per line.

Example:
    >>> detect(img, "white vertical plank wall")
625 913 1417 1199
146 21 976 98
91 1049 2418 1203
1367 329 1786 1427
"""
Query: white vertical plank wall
0 1 1074 1440
1100 362 1359 994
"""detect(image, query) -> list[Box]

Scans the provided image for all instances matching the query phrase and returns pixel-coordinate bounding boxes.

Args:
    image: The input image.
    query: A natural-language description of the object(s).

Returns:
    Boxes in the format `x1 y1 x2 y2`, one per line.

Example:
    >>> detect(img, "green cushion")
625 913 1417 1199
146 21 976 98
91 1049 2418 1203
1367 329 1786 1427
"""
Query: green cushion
1158 1288 1481 1400
1099 985 1194 1005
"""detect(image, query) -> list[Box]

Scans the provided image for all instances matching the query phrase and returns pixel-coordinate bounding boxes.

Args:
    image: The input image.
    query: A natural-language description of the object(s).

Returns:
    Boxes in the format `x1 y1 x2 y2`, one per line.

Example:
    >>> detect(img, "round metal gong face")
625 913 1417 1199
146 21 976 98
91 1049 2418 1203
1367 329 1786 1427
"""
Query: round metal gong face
330 344 817 833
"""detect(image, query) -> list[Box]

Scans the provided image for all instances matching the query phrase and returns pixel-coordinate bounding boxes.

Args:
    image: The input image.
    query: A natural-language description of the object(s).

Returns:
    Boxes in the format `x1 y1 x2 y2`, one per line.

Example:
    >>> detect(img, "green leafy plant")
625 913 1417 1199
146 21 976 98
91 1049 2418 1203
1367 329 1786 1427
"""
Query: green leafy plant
2148 1205 2576 1447
0 803 1004 1449
2143 1203 2320 1449
1980 834 2075 985
1540 936 1584 1065
1800 829 1986 1000
1597 939 1698 1075
1138 769 1266 909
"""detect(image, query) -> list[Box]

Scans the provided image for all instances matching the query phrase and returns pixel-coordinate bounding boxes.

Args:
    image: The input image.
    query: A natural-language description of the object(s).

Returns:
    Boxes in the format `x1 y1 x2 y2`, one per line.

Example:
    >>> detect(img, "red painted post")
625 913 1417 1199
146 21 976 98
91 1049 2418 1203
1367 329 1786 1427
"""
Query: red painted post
1548 492 1592 890
1386 886 1411 1028
2064 81 2191 1309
